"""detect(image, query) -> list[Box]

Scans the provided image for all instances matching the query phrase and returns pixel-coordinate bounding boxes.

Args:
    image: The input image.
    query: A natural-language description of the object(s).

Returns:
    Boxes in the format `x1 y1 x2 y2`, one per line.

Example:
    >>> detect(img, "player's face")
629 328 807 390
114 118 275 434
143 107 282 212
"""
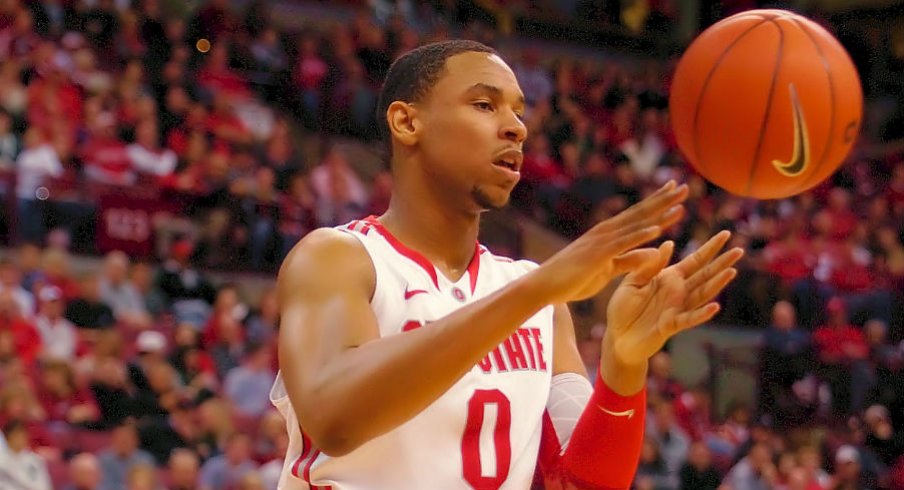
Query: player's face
415 52 527 211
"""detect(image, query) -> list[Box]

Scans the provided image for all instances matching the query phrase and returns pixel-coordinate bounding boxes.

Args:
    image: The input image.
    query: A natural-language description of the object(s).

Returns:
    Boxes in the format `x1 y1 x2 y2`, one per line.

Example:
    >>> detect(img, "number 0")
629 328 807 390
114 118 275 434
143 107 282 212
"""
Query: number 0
461 389 512 489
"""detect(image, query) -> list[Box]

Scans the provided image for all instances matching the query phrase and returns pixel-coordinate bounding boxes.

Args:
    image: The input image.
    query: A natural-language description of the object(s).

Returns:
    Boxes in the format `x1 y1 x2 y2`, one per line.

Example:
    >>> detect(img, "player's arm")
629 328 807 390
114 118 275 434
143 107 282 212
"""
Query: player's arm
538 304 647 489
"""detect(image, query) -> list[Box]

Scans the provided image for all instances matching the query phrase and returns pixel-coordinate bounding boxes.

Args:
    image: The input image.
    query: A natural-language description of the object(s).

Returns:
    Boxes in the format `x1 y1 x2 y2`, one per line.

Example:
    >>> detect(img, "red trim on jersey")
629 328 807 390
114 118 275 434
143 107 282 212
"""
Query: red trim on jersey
537 410 562 472
291 432 313 478
467 242 481 294
364 216 440 288
302 449 322 486
538 375 646 489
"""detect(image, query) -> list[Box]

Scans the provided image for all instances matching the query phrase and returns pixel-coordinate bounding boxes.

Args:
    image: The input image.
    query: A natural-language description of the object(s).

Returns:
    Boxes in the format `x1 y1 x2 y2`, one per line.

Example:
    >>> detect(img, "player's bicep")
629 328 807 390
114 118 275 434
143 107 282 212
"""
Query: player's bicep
276 229 379 419
551 303 588 377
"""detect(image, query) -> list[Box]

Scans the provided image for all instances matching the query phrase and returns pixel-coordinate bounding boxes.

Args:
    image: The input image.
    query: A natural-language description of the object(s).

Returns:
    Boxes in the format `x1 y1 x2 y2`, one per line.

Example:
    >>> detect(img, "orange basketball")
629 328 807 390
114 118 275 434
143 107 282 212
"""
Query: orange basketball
669 9 863 199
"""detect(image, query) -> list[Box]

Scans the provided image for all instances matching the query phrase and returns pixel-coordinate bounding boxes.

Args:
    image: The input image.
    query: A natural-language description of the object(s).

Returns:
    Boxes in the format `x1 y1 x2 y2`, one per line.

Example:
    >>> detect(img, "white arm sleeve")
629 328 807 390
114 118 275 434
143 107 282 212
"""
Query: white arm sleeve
546 372 593 453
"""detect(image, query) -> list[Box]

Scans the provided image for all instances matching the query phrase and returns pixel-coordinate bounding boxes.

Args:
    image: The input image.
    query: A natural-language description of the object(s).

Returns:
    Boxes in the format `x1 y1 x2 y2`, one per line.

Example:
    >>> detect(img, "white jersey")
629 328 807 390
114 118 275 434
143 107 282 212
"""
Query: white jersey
271 217 555 490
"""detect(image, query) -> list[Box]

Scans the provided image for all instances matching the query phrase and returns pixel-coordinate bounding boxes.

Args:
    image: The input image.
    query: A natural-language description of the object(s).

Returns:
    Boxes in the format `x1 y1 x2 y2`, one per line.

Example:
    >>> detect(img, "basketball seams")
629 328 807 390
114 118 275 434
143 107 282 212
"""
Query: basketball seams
745 19 785 197
785 17 837 194
691 18 771 176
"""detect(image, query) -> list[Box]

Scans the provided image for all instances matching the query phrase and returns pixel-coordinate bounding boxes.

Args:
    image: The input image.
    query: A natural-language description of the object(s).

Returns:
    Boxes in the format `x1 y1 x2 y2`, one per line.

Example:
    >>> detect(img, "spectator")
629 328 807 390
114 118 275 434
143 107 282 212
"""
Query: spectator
35 360 98 428
679 441 720 490
634 436 675 490
64 273 116 332
198 433 259 490
0 257 34 317
34 285 77 361
138 397 200 466
0 289 41 365
812 298 870 414
63 452 102 490
99 251 151 330
293 34 327 126
797 445 832 490
79 112 135 186
223 342 275 418
245 287 278 345
166 448 200 490
646 351 683 406
832 445 869 490
156 239 217 326
195 397 234 461
14 128 64 244
127 118 177 178
309 147 368 227
273 171 316 261
97 420 155 490
128 261 167 318
0 419 52 490
125 463 158 490
0 109 17 169
760 301 813 418
863 404 904 469
647 401 690 478
722 442 778 490
209 311 246 379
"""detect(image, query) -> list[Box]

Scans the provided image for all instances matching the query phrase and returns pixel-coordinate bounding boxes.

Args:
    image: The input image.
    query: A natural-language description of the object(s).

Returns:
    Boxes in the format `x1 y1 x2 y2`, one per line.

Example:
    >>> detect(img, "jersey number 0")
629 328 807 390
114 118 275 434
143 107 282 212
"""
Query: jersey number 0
461 390 512 489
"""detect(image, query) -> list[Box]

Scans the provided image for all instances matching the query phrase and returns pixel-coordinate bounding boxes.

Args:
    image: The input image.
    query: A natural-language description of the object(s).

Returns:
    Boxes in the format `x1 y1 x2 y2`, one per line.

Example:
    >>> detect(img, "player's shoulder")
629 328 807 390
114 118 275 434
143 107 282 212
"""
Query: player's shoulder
278 227 375 291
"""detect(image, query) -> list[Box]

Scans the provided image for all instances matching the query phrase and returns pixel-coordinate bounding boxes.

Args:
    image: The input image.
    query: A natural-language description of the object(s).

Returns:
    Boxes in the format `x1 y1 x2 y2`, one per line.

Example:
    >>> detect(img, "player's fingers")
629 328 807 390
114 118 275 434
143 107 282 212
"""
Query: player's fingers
672 230 732 278
687 267 738 310
622 241 675 286
596 182 687 233
685 247 745 292
600 225 662 258
665 303 721 337
600 203 682 249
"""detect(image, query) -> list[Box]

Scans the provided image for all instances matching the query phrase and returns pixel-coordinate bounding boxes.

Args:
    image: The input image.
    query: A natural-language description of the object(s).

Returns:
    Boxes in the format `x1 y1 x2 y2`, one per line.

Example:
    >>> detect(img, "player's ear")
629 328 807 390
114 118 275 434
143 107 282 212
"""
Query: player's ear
386 101 419 147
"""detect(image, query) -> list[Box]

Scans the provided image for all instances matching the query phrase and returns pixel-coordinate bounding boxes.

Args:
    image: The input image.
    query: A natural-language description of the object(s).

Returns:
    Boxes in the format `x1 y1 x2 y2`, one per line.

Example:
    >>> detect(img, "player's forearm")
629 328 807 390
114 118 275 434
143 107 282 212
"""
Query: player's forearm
598 333 648 396
304 273 552 456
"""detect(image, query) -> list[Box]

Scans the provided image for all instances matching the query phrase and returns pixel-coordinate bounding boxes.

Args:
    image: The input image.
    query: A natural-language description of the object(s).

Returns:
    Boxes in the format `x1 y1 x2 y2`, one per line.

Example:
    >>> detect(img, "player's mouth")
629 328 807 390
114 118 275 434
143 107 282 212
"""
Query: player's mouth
491 148 523 175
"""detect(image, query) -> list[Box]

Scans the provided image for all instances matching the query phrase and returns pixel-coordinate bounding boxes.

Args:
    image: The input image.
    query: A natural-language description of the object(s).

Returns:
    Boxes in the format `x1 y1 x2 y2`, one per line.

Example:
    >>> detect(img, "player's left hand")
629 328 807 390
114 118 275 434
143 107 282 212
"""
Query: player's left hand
604 230 744 367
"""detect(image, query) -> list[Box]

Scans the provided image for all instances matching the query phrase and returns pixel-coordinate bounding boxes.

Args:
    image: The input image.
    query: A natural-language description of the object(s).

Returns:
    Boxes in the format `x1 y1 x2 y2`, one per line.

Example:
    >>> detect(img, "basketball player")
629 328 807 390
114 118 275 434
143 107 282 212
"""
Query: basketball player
272 40 743 489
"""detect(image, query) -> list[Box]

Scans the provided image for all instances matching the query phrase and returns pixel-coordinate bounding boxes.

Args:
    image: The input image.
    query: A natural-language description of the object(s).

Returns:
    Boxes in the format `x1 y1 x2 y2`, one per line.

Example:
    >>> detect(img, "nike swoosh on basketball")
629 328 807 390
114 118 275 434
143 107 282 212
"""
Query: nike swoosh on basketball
772 83 811 177
598 405 635 419
404 287 428 300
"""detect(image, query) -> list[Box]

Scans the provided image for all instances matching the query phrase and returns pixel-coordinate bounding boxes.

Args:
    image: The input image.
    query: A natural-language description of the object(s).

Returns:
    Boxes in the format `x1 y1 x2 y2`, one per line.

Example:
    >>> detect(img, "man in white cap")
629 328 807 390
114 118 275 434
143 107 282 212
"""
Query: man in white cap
34 285 77 361
832 445 870 490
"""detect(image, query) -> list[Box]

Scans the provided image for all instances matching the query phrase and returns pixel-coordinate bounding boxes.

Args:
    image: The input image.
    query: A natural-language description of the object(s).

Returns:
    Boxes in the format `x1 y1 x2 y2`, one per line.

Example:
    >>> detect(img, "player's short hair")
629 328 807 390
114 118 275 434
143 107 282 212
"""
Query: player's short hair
376 40 497 153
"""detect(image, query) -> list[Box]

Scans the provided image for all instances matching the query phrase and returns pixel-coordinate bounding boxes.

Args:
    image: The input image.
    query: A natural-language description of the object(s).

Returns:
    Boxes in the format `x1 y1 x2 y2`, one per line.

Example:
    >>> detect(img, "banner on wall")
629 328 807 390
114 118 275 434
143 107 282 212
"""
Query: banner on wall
96 193 180 258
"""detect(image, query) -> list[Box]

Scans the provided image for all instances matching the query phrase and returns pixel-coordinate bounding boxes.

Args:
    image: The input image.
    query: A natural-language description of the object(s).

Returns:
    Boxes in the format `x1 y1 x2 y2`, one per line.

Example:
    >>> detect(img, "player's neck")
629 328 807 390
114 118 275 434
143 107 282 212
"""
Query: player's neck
380 193 480 282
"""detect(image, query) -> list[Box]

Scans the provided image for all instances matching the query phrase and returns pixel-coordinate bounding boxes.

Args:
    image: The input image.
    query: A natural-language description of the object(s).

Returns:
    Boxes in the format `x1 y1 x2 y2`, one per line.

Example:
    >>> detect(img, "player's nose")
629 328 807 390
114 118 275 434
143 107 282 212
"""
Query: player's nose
499 112 527 144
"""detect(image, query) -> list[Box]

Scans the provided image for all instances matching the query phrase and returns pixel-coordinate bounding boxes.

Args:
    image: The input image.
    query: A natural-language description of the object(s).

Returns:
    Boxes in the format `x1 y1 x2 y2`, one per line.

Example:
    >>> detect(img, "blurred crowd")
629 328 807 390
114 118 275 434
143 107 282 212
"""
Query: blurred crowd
0 0 902 489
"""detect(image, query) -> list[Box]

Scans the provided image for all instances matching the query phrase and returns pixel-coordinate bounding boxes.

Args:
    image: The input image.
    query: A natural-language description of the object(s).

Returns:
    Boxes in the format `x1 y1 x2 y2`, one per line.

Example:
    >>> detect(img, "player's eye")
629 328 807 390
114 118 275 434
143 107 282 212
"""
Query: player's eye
514 111 525 121
473 101 494 112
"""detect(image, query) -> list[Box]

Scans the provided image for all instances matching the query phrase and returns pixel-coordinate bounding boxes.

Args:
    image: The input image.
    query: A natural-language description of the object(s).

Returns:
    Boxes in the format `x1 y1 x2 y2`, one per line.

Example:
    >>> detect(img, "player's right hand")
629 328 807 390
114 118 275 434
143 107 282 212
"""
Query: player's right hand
528 180 688 304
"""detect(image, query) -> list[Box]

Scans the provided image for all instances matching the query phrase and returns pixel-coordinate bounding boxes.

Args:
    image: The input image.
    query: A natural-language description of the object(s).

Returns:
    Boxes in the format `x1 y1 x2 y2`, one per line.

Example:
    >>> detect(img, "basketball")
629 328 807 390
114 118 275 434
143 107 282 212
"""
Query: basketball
669 9 863 199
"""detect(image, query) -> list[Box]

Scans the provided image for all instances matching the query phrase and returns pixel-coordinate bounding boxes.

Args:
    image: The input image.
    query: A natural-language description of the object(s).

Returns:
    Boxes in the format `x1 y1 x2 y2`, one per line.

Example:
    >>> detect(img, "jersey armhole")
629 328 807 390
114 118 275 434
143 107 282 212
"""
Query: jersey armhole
337 227 382 306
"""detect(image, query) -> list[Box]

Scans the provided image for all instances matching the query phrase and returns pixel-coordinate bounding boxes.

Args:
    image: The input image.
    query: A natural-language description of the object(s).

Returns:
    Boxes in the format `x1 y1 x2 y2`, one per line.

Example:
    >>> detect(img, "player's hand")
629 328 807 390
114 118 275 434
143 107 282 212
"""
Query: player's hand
531 181 688 304
604 231 744 367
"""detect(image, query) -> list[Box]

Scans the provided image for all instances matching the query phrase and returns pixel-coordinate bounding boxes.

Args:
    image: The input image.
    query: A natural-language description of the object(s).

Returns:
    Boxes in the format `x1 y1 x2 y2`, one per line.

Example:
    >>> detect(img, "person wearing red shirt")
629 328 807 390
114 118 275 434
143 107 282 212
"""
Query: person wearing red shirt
812 298 869 415
35 359 99 428
80 114 135 186
0 289 41 366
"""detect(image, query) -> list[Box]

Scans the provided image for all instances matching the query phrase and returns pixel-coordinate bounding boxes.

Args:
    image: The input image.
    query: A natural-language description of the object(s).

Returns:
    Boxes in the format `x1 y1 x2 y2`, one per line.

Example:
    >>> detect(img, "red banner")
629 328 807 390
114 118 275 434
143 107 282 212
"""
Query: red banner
96 193 179 258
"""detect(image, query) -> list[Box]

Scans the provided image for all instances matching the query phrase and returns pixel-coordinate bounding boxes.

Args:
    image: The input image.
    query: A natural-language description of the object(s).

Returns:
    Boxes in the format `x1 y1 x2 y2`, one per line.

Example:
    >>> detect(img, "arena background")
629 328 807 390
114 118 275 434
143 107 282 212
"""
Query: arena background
0 0 902 489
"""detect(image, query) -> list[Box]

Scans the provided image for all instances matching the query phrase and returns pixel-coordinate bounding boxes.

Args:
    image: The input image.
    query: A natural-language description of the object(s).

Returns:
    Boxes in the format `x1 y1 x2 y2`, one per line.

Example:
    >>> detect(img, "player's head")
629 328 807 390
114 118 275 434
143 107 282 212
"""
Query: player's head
377 40 527 212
